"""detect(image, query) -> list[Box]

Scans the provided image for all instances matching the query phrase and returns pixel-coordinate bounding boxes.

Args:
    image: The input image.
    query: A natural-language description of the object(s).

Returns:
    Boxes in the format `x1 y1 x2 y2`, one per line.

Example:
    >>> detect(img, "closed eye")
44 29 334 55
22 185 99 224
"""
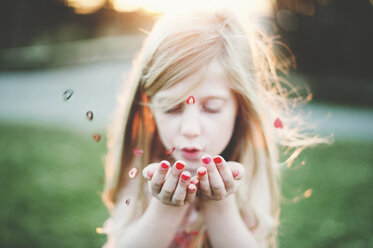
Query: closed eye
165 104 183 114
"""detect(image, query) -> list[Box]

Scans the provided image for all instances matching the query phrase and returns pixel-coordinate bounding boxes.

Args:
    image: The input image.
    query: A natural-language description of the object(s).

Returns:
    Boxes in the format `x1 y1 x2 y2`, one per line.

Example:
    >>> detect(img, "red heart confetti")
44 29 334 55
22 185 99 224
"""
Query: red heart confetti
274 118 283 129
186 96 195 104
93 133 101 142
125 198 130 205
133 148 143 156
129 167 138 179
192 230 199 235
86 111 94 121
166 146 175 155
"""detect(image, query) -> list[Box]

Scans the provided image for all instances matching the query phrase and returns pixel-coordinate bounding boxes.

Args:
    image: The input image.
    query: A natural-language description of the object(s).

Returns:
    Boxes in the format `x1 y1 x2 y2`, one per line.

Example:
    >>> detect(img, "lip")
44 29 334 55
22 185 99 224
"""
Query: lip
181 147 202 160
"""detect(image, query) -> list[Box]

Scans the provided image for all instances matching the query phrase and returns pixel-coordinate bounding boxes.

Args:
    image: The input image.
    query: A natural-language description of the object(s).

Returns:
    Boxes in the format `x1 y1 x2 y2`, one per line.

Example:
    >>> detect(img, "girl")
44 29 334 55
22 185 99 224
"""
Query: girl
100 9 329 248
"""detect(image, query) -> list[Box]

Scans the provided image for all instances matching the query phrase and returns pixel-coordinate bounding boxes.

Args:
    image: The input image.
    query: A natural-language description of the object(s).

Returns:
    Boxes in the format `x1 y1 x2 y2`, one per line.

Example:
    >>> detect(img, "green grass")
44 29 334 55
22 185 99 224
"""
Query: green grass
0 122 372 247
279 140 373 248
0 122 108 248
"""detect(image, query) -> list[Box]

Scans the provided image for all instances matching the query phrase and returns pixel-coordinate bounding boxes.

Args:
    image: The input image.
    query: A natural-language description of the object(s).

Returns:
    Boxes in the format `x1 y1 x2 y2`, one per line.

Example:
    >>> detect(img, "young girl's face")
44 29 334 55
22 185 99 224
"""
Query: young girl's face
151 61 238 173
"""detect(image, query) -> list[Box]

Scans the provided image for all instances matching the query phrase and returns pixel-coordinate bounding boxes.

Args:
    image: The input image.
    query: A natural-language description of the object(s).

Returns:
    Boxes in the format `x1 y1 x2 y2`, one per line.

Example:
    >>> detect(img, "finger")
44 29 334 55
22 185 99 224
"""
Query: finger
201 155 226 198
172 171 191 206
149 160 170 195
142 163 159 180
197 166 212 197
190 176 199 186
213 155 235 194
160 160 185 201
228 162 245 180
185 183 197 203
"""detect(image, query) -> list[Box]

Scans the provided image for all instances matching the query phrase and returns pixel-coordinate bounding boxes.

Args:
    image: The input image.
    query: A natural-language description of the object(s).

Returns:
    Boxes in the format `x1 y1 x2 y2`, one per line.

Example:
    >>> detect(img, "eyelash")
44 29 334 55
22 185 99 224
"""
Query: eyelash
165 104 220 114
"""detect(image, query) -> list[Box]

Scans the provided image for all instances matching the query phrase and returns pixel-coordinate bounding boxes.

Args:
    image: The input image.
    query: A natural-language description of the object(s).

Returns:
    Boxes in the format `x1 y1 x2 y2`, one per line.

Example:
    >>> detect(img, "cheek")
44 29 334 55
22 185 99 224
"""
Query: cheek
207 112 237 154
154 115 176 147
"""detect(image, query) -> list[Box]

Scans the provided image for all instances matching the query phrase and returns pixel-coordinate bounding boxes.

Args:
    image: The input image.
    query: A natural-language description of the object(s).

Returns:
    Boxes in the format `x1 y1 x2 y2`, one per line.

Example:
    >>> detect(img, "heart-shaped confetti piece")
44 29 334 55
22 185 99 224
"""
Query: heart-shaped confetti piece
186 96 195 104
133 148 143 156
274 118 283 129
129 167 138 179
86 111 94 121
93 133 101 142
166 146 175 155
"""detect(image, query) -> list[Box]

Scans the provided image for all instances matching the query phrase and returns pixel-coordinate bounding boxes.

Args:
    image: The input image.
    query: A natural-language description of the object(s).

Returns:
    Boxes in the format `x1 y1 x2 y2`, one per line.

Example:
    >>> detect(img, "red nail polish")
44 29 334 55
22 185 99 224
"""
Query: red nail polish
188 184 196 191
202 157 211 165
213 156 222 164
176 161 185 170
197 167 206 176
232 167 239 178
191 177 199 185
160 161 169 170
181 173 190 181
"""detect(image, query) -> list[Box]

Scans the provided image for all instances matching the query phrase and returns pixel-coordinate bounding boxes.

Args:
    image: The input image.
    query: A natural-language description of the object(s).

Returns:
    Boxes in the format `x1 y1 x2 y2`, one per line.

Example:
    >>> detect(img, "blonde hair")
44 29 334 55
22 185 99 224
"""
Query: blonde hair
101 9 331 247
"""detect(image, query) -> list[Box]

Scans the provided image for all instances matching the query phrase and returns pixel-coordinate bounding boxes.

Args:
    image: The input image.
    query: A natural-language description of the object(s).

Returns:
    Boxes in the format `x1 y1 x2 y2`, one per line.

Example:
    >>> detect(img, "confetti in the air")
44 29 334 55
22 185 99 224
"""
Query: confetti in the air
186 96 195 104
93 133 101 142
129 167 138 179
86 111 94 121
166 146 175 155
274 118 283 129
133 148 143 156
125 198 130 205
63 89 74 101
96 227 104 234
303 189 313 198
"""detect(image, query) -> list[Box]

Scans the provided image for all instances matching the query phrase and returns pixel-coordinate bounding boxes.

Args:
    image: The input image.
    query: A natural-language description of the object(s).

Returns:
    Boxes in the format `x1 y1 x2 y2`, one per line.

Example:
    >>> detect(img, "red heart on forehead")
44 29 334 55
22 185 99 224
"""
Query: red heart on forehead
128 167 138 179
166 146 175 155
186 96 195 104
133 148 143 156
93 133 101 142
274 118 283 129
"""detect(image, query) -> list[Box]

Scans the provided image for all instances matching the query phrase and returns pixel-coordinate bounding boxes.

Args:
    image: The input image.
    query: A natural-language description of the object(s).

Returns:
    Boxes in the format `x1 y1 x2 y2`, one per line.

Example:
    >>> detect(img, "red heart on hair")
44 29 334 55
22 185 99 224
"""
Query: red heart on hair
274 118 283 129
133 148 143 156
128 167 138 179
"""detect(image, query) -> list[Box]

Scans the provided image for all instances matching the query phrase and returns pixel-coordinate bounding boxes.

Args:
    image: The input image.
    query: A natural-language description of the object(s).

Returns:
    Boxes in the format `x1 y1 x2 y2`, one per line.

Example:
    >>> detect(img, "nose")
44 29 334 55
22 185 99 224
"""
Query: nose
180 106 202 139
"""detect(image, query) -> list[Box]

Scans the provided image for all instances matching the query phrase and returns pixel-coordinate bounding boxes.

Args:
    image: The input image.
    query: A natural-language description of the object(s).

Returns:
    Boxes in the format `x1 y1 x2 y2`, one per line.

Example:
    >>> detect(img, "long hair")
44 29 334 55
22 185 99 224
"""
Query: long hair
101 10 331 247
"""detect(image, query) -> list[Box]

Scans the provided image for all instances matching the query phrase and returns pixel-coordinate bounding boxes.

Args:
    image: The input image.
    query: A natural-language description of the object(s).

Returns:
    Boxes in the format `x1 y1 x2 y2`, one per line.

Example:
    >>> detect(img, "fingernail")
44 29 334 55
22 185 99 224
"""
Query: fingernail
175 161 185 170
232 167 239 178
191 177 199 185
213 156 222 164
197 167 206 176
181 172 191 181
202 156 211 165
147 169 153 178
160 161 170 170
188 184 197 191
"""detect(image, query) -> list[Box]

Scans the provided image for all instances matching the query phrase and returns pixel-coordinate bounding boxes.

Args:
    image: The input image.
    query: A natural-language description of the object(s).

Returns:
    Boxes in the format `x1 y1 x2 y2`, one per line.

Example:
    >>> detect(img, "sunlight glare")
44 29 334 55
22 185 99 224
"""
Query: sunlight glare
111 0 273 16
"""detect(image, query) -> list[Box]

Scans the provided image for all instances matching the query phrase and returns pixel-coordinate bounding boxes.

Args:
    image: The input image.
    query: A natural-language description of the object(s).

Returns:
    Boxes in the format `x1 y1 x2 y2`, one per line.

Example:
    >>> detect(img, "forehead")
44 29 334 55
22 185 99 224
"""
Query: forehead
153 60 233 103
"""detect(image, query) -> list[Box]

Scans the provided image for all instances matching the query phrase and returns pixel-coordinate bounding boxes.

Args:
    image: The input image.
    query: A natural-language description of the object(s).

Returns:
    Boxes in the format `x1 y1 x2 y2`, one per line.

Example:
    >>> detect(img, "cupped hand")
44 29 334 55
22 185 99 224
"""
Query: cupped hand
142 160 199 207
197 155 244 201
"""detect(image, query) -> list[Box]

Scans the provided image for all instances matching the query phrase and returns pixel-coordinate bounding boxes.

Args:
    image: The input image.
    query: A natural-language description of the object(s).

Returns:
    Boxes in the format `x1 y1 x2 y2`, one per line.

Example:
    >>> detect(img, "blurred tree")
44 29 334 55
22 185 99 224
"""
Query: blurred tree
276 0 373 77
